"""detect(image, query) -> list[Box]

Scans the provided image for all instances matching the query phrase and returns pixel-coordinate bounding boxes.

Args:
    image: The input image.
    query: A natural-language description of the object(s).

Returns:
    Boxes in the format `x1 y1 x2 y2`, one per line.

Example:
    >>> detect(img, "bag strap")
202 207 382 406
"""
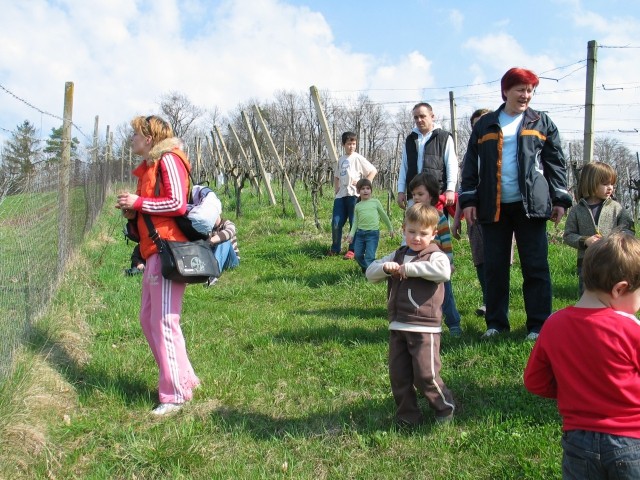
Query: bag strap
142 214 164 251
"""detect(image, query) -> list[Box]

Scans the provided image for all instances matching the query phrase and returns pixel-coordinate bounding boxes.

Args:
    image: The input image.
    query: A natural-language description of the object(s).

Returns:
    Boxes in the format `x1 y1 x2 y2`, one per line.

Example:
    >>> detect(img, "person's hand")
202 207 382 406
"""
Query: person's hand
117 192 139 210
452 218 462 240
585 234 602 247
550 206 565 226
345 234 353 244
383 261 401 276
463 206 477 227
389 230 395 239
397 192 407 210
444 190 455 207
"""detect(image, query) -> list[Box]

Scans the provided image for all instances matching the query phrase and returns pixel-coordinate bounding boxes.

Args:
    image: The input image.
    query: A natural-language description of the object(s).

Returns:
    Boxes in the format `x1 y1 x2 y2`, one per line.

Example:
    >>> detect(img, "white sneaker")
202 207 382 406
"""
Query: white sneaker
525 332 539 341
151 402 183 416
480 328 500 339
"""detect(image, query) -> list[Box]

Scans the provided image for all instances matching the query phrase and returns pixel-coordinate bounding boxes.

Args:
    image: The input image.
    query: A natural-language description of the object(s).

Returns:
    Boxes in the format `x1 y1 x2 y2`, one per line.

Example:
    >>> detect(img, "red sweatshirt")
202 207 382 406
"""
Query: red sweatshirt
524 306 640 439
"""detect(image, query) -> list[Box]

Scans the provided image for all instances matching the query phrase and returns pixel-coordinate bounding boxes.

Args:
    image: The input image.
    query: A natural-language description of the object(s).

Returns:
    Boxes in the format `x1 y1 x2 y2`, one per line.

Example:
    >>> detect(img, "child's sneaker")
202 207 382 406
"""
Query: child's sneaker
204 276 219 288
435 412 454 424
475 305 486 316
343 251 355 260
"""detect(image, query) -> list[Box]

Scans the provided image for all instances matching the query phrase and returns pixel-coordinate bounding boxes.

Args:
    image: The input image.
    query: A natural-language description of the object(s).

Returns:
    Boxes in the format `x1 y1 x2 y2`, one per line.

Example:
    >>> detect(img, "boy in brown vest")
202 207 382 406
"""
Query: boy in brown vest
366 203 456 426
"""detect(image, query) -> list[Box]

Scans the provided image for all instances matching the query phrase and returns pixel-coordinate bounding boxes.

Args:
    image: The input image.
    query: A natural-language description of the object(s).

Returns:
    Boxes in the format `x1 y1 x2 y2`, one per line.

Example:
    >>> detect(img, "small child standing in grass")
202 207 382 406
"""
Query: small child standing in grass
328 131 377 259
345 179 394 273
524 232 640 479
563 161 634 296
408 173 463 337
366 203 455 427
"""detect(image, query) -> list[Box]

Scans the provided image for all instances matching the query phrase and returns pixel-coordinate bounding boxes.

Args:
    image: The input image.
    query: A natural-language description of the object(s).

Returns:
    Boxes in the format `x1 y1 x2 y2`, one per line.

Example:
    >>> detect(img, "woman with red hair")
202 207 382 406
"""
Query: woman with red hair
459 68 573 341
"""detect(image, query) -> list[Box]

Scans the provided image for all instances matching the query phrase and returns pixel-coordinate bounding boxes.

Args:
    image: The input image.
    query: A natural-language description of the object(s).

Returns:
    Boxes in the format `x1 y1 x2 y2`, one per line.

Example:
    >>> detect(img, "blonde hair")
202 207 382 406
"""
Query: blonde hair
130 115 173 147
403 203 439 230
583 232 640 293
577 162 617 200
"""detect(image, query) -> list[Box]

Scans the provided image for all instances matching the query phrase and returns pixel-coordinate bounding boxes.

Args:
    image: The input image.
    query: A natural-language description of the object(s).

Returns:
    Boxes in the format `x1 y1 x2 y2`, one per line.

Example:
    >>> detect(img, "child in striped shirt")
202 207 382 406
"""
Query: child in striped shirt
408 173 462 336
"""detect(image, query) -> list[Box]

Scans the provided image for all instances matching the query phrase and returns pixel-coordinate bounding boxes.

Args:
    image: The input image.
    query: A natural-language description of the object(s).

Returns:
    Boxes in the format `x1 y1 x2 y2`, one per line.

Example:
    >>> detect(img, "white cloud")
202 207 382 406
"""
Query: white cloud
0 0 394 143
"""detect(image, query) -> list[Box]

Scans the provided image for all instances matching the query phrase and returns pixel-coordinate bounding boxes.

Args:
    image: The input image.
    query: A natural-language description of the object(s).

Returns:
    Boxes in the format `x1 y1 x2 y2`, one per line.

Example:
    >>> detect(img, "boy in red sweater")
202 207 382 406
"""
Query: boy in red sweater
524 232 640 479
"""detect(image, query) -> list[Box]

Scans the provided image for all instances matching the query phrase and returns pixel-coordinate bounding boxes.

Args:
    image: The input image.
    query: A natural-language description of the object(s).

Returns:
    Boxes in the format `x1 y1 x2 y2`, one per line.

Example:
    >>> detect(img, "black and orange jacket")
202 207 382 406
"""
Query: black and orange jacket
459 104 572 223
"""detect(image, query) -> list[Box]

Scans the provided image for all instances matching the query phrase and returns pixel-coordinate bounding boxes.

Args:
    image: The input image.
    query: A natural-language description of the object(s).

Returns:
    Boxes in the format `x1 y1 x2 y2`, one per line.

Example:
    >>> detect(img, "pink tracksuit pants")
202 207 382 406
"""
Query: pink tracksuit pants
140 254 200 404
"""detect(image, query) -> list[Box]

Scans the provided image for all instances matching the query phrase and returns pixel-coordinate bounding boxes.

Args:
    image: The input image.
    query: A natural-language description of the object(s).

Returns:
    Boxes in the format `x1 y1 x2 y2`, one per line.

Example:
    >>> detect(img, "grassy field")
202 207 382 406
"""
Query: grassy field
1 184 584 479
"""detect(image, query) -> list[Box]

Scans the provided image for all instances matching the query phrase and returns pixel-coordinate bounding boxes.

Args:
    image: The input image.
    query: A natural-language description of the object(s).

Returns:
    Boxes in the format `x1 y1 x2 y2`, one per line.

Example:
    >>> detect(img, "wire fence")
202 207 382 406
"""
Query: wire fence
0 149 113 384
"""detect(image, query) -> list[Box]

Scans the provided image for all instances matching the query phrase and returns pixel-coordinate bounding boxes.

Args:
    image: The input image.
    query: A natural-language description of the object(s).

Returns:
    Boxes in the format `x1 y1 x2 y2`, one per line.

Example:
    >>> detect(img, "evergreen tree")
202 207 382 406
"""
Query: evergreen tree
44 126 79 162
1 120 41 193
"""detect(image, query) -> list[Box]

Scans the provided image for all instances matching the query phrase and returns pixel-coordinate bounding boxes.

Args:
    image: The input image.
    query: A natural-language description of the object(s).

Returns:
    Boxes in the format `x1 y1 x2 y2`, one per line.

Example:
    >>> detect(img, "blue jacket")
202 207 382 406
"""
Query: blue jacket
459 104 572 222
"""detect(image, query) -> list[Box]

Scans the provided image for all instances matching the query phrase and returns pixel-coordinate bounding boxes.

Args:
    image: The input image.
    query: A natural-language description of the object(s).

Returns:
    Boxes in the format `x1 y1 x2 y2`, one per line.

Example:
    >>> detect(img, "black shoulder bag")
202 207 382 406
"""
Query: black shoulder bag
142 214 219 284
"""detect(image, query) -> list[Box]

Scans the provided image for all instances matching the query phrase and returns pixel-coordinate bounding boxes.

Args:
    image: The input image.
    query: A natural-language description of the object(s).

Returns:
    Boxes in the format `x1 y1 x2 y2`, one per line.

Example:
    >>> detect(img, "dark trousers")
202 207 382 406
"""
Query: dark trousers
481 202 551 334
331 196 357 253
388 330 455 424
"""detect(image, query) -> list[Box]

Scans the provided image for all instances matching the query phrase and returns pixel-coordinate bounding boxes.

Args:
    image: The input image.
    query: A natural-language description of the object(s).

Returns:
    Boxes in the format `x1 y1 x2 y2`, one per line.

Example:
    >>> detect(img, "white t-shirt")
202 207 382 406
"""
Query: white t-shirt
335 153 376 198
498 111 523 203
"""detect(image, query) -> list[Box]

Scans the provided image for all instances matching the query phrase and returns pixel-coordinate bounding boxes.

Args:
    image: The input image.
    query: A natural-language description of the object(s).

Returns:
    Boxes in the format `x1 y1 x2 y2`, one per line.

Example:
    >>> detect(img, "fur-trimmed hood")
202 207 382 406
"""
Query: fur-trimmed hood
146 137 183 165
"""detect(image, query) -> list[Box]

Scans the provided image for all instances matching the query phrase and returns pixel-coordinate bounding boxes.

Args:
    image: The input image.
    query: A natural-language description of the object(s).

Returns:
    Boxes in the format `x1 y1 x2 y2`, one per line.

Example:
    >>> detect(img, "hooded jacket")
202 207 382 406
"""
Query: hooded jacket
563 197 635 265
132 138 191 259
459 104 572 222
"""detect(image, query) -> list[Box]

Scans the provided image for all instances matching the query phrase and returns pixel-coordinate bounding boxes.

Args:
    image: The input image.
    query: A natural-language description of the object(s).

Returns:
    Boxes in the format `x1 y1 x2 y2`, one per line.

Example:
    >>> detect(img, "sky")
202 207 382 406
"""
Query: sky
1 0 639 156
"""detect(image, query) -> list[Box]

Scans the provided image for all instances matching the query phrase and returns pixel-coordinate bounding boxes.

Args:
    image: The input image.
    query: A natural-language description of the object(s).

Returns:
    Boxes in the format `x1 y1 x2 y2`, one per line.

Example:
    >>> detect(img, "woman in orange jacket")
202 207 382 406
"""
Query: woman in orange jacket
117 115 200 415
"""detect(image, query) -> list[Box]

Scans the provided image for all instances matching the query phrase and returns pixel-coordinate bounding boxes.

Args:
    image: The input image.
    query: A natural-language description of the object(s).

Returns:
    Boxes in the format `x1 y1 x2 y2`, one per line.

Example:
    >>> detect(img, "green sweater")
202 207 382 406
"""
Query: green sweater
349 199 393 237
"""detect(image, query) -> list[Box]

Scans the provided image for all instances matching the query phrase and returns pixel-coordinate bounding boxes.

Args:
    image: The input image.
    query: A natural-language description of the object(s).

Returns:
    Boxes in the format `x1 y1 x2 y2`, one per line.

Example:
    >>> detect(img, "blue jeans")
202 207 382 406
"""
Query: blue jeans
562 430 640 479
481 202 551 334
353 229 379 272
211 240 239 276
331 196 357 253
442 280 461 329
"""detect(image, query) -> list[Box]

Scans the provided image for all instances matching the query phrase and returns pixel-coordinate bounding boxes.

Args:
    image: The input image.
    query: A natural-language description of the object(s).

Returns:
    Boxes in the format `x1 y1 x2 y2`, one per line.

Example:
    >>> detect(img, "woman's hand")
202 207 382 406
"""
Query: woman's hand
117 192 139 210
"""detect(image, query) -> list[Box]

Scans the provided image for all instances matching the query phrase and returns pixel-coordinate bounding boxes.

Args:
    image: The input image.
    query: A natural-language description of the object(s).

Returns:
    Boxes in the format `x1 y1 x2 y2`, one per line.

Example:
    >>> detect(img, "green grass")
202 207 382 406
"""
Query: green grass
2 184 585 479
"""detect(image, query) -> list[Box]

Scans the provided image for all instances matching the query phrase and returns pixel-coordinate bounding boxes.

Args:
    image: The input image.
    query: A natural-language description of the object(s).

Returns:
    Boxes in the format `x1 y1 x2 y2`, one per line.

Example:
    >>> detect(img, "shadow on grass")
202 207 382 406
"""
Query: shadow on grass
273 321 387 346
260 269 362 288
207 377 559 441
25 323 152 406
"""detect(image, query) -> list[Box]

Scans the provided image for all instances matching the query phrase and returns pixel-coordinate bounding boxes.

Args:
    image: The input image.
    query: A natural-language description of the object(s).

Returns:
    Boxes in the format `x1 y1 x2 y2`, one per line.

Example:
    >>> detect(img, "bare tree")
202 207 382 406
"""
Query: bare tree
158 91 204 139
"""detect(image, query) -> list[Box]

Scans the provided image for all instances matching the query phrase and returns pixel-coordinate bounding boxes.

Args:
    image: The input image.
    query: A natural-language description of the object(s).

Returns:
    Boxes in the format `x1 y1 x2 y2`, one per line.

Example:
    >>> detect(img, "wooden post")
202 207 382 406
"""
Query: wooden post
252 105 304 219
241 111 276 205
105 124 111 193
309 86 339 167
58 82 73 274
583 40 597 164
449 91 458 155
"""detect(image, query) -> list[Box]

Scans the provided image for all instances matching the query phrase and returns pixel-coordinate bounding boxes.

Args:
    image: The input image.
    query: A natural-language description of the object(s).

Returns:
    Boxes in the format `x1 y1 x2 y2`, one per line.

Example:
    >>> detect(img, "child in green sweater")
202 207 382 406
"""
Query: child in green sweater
345 179 395 272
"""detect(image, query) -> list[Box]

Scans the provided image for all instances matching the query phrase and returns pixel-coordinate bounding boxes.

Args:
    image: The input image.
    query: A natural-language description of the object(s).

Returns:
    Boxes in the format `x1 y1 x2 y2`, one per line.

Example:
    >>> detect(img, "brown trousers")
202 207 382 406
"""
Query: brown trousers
389 330 455 424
